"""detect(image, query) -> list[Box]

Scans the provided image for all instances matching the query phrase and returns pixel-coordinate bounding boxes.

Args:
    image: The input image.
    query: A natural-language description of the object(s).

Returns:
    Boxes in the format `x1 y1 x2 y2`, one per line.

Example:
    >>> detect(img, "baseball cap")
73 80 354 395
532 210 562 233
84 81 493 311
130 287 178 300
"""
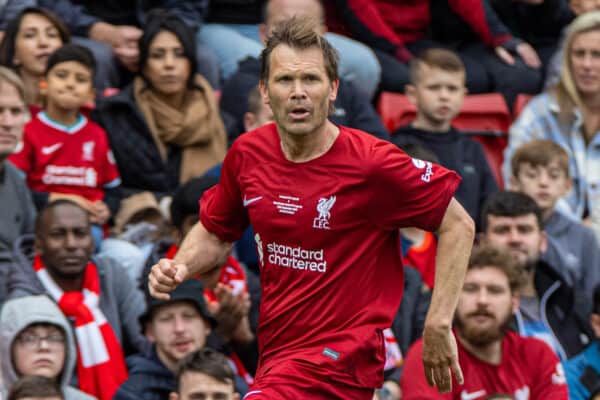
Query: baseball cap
140 278 216 328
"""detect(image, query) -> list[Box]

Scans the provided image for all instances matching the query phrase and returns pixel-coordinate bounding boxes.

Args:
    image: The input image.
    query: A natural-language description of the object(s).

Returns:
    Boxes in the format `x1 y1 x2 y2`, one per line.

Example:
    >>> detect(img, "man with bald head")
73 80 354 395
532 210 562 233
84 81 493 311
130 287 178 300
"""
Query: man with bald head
219 0 389 141
9 200 147 399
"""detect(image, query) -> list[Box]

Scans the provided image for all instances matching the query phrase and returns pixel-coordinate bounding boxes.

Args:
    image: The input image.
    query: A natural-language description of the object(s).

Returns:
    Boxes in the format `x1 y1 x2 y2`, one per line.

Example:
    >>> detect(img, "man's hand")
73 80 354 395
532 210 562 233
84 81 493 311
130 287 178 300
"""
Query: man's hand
148 258 189 299
91 200 111 225
495 43 541 68
113 26 142 71
422 325 463 393
208 284 252 342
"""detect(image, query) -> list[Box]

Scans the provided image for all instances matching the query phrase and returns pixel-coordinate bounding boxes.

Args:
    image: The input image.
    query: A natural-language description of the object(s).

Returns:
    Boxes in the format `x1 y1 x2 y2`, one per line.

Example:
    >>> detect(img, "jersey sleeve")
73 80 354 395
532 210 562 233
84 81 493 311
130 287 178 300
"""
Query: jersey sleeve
199 143 249 243
400 339 453 400
8 124 34 173
366 141 461 231
529 339 569 399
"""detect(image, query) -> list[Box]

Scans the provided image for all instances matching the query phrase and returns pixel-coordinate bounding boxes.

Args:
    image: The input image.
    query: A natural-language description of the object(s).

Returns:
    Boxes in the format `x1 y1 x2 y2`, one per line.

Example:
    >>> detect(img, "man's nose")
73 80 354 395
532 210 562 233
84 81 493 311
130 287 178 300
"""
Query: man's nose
290 80 306 99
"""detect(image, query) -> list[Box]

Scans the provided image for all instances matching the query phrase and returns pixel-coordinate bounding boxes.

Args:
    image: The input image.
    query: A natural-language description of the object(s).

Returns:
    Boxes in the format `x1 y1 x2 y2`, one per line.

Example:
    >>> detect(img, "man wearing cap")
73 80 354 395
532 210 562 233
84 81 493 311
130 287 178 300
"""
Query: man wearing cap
113 279 216 400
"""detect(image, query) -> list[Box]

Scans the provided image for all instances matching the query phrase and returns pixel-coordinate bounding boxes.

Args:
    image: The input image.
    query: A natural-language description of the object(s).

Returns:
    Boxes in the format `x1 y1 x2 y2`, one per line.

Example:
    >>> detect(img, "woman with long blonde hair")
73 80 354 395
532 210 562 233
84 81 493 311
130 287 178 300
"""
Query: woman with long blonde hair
503 11 600 241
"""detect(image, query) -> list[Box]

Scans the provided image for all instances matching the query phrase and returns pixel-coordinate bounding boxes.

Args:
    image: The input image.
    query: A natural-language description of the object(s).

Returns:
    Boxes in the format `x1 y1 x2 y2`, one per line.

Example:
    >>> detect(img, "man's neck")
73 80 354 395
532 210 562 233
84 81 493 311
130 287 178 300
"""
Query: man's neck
279 121 339 163
412 115 451 133
457 332 503 365
46 269 83 292
45 102 80 127
521 270 537 297
155 347 178 373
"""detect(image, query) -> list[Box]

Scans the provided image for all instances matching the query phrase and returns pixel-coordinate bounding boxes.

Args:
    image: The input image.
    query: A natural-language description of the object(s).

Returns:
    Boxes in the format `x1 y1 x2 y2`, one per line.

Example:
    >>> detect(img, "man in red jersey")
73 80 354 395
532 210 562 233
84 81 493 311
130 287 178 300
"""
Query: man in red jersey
401 245 568 399
149 16 475 399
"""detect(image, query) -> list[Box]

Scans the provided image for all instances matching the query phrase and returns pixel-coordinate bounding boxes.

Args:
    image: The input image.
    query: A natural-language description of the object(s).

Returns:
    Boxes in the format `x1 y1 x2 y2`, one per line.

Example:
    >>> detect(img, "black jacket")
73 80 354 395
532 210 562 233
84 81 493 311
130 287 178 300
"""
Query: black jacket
392 125 498 230
515 260 592 360
93 84 182 196
220 57 390 142
114 347 175 400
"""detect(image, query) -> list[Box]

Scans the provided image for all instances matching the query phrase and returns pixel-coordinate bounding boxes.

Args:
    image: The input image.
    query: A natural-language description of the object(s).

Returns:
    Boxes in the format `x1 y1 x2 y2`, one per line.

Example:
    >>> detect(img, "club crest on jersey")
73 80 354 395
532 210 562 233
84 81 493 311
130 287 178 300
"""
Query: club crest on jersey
313 196 336 230
82 141 95 161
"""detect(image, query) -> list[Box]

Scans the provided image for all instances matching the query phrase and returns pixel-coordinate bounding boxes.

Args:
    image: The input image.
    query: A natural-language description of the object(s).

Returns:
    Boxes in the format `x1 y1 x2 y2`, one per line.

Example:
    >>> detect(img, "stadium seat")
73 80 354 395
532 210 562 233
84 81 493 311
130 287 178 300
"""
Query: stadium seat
378 92 510 188
513 94 533 120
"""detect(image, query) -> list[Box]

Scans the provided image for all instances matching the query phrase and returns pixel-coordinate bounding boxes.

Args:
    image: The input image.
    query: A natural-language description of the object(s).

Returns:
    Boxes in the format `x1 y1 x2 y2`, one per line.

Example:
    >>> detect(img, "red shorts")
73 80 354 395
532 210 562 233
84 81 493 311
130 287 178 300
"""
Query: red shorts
244 359 374 400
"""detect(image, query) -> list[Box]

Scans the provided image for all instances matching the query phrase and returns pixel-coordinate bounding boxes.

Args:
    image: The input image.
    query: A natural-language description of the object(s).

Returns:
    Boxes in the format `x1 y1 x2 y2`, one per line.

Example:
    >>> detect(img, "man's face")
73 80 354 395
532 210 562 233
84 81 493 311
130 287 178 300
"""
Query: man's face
510 162 572 212
406 64 466 127
483 214 547 268
570 29 600 97
0 81 27 158
35 204 93 279
147 302 211 367
12 324 66 379
455 267 518 347
260 45 338 138
44 61 94 111
171 371 239 400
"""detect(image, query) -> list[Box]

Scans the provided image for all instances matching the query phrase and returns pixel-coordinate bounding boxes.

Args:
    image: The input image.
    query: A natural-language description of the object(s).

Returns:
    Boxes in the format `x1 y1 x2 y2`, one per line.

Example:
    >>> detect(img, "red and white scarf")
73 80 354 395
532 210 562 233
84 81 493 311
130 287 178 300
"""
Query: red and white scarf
34 255 128 400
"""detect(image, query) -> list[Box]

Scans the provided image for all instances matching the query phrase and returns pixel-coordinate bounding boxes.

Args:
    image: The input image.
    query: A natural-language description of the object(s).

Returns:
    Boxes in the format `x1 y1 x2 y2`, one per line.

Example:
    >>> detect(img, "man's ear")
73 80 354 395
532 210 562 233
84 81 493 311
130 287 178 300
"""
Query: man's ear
509 175 521 191
243 112 256 132
233 393 241 400
511 291 521 313
259 80 270 106
259 23 267 45
539 230 548 253
328 79 339 103
590 313 600 338
169 392 179 400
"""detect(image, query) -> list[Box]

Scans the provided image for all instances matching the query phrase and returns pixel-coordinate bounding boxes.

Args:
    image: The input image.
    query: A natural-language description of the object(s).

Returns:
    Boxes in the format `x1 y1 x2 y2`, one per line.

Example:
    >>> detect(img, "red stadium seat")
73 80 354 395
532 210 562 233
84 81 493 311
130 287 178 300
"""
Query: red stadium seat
513 94 533 119
378 92 510 188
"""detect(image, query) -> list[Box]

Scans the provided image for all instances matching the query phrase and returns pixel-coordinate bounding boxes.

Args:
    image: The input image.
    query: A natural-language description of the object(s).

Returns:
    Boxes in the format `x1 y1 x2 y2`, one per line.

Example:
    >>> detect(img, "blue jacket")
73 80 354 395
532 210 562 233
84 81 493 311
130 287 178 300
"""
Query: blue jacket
114 347 175 400
564 341 600 400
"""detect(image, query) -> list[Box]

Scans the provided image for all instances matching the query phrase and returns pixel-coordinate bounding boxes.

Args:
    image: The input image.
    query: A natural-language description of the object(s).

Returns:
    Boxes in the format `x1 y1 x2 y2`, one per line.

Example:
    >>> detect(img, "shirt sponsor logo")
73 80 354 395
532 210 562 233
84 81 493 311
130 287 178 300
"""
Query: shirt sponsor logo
41 142 63 155
266 242 327 273
460 389 486 400
82 141 95 161
243 195 263 207
412 158 434 182
42 165 97 187
273 195 302 215
313 195 336 230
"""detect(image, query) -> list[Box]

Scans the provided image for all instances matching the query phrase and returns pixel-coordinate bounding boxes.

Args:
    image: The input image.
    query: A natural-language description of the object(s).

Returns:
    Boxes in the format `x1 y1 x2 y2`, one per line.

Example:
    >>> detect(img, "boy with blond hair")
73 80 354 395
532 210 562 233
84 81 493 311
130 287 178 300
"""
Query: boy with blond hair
510 139 600 313
393 47 498 229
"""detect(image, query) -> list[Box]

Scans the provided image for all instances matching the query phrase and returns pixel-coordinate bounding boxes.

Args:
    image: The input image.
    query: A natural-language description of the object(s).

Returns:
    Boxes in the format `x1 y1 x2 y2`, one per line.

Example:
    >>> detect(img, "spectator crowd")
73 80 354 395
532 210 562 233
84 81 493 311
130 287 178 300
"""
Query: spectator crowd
0 0 599 399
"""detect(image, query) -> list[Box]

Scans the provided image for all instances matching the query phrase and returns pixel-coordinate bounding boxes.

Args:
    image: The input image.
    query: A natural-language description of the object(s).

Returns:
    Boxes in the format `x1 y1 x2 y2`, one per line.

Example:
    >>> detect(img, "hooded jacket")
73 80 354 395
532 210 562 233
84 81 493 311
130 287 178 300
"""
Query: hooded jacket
113 347 175 400
0 295 96 400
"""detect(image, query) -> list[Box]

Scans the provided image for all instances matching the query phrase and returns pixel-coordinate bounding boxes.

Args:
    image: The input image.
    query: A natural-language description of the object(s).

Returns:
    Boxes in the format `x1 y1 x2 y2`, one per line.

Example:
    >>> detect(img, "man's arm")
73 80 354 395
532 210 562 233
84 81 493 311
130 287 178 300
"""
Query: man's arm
148 221 232 299
422 198 474 393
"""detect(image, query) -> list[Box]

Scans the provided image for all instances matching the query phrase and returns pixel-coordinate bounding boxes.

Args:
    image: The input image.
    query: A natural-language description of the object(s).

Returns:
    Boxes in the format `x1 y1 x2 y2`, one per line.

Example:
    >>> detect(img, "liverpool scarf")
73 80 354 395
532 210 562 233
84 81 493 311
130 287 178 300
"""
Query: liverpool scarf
34 255 128 400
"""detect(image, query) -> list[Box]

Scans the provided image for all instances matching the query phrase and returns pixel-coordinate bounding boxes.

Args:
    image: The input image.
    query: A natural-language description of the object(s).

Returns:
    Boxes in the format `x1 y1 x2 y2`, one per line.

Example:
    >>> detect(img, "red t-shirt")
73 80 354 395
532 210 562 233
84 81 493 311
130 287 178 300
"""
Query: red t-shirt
401 331 568 400
9 112 120 202
200 123 460 389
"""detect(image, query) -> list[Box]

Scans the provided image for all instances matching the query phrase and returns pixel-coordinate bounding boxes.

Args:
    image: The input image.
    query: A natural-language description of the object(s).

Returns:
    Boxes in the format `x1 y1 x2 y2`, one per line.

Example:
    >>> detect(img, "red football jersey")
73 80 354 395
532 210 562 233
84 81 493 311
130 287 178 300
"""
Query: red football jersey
9 112 120 202
200 123 460 389
401 331 568 400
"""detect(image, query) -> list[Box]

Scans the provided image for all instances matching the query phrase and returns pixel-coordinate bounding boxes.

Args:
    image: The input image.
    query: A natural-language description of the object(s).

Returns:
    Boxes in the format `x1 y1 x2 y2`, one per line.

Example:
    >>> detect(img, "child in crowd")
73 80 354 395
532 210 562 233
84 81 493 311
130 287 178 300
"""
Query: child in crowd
393 47 498 229
7 376 64 400
510 139 600 312
8 44 120 244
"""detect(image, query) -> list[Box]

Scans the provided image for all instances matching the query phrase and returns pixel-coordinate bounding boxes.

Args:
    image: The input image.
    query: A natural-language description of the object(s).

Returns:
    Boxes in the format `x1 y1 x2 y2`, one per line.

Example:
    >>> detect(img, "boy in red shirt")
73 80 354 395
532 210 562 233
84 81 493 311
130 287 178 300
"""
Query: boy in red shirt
10 44 120 230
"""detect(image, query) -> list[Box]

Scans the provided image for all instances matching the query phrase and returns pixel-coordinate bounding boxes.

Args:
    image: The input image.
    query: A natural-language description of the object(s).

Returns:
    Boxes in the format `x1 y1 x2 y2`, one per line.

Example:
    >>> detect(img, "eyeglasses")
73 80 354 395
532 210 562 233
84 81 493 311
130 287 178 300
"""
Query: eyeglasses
17 333 65 349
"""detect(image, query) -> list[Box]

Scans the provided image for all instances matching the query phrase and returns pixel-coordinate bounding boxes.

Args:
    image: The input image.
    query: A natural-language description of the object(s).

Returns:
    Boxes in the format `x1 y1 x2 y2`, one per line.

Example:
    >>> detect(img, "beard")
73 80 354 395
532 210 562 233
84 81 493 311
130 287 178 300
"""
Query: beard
455 307 513 347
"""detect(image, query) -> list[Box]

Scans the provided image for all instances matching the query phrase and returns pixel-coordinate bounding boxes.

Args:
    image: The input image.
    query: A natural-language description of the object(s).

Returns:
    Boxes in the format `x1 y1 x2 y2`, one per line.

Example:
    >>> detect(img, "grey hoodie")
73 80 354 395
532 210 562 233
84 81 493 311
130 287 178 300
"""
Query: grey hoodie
0 295 96 400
